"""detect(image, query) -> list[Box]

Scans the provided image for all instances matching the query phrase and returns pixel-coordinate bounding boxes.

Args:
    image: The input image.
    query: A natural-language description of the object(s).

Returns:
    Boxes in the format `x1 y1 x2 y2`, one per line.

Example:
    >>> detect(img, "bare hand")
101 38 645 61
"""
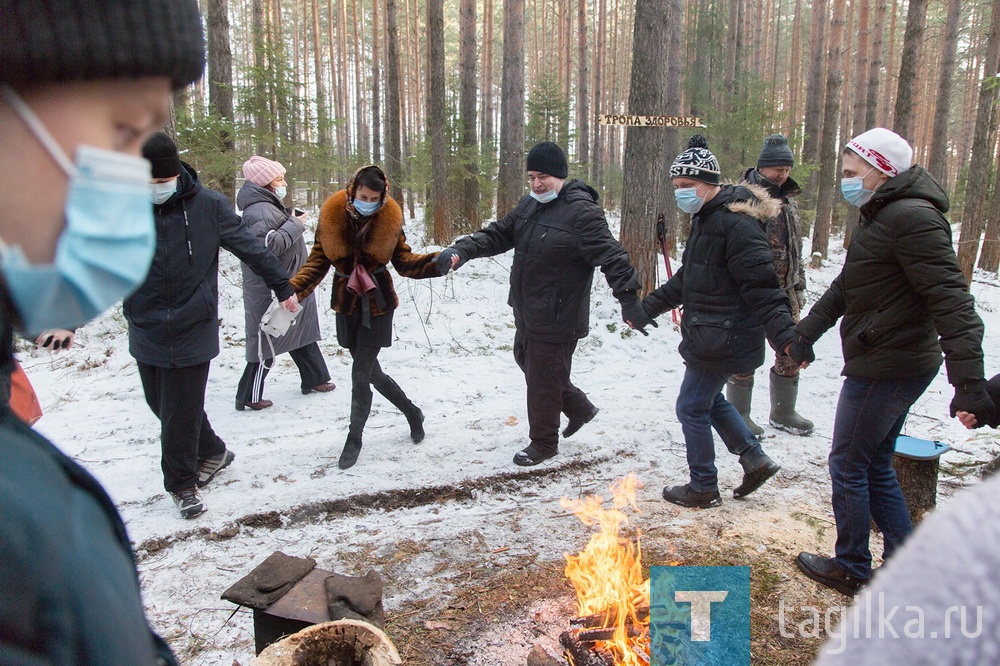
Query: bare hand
451 255 460 269
956 410 979 429
281 295 299 313
36 329 74 352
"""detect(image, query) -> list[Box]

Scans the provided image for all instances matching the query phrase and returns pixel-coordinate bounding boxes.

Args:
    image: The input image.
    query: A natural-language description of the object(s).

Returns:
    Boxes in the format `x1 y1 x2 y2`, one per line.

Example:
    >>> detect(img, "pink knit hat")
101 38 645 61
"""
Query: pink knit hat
243 155 286 187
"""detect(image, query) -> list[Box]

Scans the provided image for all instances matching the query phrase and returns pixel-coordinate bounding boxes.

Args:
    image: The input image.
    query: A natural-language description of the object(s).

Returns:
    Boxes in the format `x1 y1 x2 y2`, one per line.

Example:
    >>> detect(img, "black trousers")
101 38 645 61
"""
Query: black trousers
235 342 331 404
137 361 226 493
512 327 595 454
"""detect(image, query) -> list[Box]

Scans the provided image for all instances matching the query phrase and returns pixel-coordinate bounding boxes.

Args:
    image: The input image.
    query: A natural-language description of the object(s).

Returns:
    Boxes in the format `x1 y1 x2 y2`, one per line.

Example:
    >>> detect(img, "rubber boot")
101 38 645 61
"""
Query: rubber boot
339 390 372 469
726 375 764 438
374 375 425 443
769 369 815 435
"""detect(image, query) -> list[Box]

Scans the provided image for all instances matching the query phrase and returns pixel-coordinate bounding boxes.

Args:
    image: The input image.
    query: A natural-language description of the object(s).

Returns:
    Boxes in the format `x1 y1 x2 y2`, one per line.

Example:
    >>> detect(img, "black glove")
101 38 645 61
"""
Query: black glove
785 334 815 365
621 299 657 336
435 247 465 275
950 380 1000 428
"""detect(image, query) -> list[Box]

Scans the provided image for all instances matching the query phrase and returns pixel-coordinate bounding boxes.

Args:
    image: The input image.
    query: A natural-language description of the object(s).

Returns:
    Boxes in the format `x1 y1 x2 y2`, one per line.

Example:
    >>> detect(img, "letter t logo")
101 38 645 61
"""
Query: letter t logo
675 590 729 641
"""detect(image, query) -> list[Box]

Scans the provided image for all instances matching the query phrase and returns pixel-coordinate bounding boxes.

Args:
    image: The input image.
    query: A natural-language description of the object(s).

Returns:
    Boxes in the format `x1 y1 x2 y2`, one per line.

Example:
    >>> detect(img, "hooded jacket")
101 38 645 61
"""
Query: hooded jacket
237 181 322 362
742 167 806 296
643 184 796 374
796 166 984 384
290 169 440 318
124 162 294 368
451 179 641 343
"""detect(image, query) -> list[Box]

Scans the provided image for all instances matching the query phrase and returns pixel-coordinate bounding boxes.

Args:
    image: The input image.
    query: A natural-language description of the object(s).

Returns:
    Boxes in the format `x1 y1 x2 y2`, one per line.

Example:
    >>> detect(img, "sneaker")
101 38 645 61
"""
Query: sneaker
796 552 866 596
197 449 235 488
661 484 722 508
562 406 599 438
170 487 206 519
513 445 558 466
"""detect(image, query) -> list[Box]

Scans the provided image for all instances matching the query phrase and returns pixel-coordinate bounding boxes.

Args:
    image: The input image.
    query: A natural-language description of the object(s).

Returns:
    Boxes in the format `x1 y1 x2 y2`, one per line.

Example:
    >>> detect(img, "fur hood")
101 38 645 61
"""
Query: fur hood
724 183 782 223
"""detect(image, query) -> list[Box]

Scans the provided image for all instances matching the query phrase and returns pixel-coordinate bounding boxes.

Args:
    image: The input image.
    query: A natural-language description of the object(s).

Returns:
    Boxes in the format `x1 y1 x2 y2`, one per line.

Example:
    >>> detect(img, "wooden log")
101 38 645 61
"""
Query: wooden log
560 631 615 666
252 619 401 666
570 606 650 629
576 625 641 643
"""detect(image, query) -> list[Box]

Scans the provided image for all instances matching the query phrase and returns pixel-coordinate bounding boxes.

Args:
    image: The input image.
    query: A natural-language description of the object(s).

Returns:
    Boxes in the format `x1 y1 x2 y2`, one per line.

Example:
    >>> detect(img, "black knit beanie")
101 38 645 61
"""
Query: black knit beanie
669 135 721 185
1 0 205 91
526 142 569 179
757 134 795 168
143 132 182 179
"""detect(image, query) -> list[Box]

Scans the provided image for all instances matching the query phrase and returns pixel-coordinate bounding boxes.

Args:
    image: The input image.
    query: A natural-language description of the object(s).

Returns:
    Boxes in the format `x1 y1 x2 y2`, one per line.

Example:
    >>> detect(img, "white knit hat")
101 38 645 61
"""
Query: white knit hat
846 128 913 177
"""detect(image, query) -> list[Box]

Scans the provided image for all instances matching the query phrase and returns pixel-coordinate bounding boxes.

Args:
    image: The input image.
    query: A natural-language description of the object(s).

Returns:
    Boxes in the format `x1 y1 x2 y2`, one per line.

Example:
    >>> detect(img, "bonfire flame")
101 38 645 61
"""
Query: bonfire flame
561 473 650 665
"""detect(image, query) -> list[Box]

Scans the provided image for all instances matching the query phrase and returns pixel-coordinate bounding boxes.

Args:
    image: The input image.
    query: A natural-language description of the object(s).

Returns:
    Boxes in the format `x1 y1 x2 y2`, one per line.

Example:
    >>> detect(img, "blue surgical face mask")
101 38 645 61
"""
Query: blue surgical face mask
150 179 177 205
841 168 876 207
273 186 287 201
674 185 706 214
530 188 559 204
0 86 156 336
353 199 380 216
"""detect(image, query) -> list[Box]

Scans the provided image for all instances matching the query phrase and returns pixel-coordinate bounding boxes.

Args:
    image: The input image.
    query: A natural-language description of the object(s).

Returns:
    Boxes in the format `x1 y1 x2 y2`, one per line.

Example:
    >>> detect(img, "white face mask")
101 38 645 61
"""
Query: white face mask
273 186 287 200
150 179 177 205
530 188 558 204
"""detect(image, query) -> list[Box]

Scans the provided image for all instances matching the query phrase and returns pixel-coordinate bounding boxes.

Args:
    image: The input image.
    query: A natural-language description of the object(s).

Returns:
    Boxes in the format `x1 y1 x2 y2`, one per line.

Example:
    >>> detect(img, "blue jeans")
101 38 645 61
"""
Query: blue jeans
829 373 936 579
676 366 766 492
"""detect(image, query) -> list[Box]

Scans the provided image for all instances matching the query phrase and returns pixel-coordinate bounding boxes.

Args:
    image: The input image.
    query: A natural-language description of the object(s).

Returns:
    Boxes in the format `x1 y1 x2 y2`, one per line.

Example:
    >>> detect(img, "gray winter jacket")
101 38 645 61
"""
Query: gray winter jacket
237 181 322 362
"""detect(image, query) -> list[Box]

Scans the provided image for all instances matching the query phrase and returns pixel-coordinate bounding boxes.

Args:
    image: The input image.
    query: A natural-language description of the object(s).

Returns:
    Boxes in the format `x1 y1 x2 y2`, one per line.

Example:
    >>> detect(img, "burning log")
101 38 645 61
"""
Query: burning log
560 631 616 666
575 626 642 643
569 606 650 629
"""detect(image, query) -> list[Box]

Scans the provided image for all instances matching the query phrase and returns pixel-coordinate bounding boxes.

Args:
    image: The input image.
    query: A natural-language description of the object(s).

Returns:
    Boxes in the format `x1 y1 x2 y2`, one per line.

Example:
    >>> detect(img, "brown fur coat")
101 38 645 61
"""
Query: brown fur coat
290 189 440 317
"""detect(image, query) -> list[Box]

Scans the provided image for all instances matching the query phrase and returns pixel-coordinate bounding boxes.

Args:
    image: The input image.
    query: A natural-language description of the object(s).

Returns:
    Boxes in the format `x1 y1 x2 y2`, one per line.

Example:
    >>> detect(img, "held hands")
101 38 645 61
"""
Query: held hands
621 299 657 336
785 334 815 368
950 380 999 429
281 295 300 313
435 248 465 275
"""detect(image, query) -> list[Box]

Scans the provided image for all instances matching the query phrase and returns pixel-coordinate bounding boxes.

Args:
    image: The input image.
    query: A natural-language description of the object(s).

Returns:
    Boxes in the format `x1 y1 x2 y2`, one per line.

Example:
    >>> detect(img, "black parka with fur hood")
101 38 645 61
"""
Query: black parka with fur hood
643 183 796 374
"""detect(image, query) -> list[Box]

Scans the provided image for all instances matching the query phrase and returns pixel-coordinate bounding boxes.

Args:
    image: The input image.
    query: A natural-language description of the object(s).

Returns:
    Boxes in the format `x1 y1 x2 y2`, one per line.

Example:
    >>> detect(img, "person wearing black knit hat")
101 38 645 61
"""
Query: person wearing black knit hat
0 2 205 663
727 133 814 439
435 141 647 466
641 135 800 508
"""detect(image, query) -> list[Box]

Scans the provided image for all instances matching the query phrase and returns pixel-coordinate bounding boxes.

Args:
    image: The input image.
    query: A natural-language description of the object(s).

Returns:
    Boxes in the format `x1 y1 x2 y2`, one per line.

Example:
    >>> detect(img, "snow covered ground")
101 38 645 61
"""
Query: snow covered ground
23 207 1000 664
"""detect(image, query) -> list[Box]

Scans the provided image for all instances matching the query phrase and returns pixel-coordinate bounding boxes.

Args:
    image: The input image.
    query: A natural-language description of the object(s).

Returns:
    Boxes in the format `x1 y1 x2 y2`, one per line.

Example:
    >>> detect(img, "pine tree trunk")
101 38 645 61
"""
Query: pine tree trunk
497 0 525 218
384 0 403 200
661 0 683 252
880 0 899 126
978 173 1000 273
844 0 871 247
352 0 370 160
621 0 673 297
371 0 382 164
892 0 929 138
812 0 846 261
426 0 449 242
206 0 234 140
927 0 962 188
458 0 479 231
576 0 590 176
311 0 329 149
787 0 803 141
592 0 607 190
956 0 1000 282
801 0 829 209
253 0 268 155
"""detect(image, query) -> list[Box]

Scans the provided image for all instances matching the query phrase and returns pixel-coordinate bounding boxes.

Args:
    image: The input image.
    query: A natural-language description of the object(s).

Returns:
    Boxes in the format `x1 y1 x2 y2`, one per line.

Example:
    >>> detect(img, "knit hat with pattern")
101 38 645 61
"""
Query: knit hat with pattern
670 135 721 185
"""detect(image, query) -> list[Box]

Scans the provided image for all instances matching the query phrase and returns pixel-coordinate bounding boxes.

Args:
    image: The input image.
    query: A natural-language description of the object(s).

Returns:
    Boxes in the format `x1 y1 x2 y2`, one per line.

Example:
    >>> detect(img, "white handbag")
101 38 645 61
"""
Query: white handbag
258 299 303 363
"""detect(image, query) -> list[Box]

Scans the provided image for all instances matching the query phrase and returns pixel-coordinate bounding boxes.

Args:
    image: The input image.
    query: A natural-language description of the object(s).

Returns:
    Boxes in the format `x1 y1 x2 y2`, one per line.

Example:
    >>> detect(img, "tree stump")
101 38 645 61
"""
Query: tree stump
252 619 402 666
893 455 940 526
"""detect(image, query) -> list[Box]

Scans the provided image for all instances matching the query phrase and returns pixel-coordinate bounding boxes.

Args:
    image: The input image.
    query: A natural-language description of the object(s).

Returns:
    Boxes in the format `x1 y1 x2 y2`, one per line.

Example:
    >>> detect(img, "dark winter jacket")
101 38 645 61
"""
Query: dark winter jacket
291 189 440 317
643 184 796 374
796 166 984 385
0 296 177 665
237 181 322 362
742 168 806 299
451 179 641 343
124 163 294 368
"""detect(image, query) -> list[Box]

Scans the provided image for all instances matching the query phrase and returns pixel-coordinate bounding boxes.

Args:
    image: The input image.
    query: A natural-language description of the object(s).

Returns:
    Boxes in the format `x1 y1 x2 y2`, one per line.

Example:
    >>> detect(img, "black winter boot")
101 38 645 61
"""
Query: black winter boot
769 369 815 435
726 376 764 438
733 451 781 498
339 390 372 470
374 374 424 443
